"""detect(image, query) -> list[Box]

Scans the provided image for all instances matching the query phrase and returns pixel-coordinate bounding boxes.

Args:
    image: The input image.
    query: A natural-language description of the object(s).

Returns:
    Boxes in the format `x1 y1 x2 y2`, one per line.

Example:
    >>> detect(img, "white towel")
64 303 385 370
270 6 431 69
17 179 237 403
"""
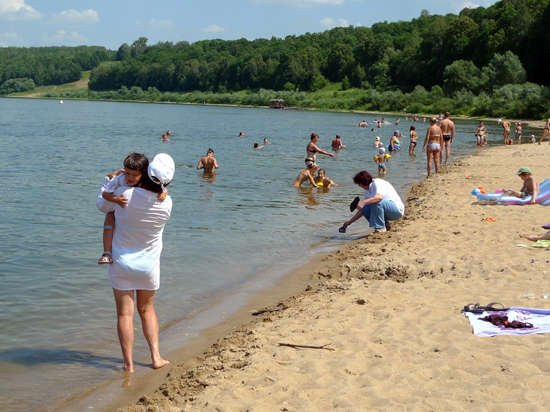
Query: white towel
464 307 550 337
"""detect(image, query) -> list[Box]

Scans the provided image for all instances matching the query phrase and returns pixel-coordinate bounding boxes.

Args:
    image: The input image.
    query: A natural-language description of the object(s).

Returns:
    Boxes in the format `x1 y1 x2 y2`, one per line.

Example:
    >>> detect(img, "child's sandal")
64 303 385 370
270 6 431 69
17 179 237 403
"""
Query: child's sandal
98 252 113 264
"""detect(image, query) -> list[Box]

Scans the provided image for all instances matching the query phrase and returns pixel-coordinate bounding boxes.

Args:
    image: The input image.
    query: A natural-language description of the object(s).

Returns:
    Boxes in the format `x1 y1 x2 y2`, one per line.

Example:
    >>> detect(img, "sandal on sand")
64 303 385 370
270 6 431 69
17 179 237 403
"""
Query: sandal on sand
98 252 113 264
463 302 509 314
349 196 360 212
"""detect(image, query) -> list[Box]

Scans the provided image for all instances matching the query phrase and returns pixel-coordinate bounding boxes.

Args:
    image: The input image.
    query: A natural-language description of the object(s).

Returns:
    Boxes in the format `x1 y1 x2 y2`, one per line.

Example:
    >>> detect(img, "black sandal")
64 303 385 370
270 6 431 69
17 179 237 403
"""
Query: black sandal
463 302 509 314
349 196 360 212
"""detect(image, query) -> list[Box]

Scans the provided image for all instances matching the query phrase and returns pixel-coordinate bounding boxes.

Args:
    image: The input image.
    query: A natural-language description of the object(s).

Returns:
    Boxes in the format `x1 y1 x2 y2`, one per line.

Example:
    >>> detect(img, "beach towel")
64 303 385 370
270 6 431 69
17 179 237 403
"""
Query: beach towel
516 240 550 248
464 307 550 337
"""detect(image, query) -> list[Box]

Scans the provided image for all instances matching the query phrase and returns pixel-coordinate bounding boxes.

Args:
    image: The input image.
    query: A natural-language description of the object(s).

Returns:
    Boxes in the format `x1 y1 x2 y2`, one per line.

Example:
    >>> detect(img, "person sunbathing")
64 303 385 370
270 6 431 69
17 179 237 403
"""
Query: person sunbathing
502 167 538 204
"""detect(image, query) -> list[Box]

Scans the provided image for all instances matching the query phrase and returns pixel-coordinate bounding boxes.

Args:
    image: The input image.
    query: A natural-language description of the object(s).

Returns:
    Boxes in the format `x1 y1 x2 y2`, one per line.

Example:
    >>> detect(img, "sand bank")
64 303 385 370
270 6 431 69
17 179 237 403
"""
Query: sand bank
115 143 550 411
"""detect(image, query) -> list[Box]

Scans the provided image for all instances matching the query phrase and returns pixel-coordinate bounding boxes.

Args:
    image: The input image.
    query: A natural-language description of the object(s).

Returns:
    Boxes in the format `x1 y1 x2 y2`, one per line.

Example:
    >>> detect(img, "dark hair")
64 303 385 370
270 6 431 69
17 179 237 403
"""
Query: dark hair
310 133 319 141
410 125 416 130
445 111 450 117
124 153 148 173
207 148 214 154
140 173 168 194
335 135 341 139
353 170 373 186
253 143 259 148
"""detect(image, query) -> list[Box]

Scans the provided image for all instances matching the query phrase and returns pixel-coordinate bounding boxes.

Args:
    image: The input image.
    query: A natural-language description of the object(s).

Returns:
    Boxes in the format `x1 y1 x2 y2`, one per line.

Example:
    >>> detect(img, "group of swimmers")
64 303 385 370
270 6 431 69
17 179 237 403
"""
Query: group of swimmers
294 133 337 189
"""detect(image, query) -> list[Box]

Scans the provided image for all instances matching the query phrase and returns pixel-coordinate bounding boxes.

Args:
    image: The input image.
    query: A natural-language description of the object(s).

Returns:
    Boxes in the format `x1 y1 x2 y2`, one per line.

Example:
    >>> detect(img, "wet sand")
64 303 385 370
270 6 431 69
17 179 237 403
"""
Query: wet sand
111 143 550 411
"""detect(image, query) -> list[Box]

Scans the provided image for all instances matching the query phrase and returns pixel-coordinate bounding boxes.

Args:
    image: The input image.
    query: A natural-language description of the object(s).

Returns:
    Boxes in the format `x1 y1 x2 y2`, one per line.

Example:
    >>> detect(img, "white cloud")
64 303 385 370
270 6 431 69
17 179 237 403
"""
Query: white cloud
0 0 40 20
320 17 349 28
41 29 87 45
53 9 99 24
150 18 174 30
203 24 224 33
254 0 344 6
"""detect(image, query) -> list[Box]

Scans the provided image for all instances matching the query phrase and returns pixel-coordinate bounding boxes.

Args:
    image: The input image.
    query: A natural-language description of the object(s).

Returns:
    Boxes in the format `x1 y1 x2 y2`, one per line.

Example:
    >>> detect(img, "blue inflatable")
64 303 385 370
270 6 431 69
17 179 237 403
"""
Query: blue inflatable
472 178 550 205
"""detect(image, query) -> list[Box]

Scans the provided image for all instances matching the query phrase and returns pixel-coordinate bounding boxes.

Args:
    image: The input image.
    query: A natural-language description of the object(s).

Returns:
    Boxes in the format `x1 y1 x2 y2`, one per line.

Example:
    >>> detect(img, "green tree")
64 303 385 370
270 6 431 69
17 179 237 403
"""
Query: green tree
442 60 482 93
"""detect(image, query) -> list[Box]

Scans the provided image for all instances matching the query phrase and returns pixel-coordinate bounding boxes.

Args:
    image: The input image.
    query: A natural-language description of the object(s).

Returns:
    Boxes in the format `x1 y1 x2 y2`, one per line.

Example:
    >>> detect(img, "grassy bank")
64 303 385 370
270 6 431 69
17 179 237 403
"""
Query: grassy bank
7 76 550 121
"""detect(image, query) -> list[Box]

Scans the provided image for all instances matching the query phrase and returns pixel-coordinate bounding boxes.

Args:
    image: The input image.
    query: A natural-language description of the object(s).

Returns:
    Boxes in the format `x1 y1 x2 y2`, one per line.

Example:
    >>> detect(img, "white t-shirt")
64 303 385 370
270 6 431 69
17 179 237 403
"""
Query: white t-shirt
99 186 172 291
364 178 405 215
96 174 128 212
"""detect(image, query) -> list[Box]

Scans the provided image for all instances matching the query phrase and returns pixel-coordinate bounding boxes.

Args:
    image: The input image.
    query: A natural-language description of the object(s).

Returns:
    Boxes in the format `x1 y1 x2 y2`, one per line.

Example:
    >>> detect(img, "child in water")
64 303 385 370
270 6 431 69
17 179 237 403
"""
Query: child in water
96 153 167 264
315 169 336 189
374 147 391 177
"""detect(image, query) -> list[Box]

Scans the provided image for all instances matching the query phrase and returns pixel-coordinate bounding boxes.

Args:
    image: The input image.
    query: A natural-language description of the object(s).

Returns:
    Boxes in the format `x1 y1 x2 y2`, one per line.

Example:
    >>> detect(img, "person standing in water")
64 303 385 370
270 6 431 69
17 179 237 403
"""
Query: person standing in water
331 134 346 150
439 112 455 164
515 122 522 144
408 125 418 156
499 119 512 145
422 117 443 176
197 148 219 174
305 133 334 168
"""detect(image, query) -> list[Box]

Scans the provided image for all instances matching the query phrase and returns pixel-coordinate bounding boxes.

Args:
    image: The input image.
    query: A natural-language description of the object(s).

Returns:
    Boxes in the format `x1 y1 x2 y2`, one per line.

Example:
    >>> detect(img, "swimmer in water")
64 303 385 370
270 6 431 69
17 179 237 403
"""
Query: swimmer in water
409 125 418 156
161 133 170 142
315 168 336 189
239 131 245 137
374 147 390 177
197 148 219 174
293 163 319 188
263 138 271 145
253 143 264 150
331 134 346 150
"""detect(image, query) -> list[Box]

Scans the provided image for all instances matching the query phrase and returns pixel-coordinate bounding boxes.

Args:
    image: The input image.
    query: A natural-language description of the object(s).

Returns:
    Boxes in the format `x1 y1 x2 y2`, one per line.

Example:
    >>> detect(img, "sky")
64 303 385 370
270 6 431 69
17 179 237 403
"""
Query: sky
0 0 500 50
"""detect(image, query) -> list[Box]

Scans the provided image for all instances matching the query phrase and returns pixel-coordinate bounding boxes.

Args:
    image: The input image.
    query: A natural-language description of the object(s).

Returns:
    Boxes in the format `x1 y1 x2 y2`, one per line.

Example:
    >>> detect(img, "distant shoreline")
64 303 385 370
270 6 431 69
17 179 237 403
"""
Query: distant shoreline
3 95 546 130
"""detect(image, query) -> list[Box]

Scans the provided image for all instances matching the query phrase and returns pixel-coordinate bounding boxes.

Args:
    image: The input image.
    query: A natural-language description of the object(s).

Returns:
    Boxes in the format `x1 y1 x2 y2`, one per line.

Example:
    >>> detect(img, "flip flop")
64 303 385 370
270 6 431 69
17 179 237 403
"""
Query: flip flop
543 223 550 230
349 196 360 212
463 302 508 314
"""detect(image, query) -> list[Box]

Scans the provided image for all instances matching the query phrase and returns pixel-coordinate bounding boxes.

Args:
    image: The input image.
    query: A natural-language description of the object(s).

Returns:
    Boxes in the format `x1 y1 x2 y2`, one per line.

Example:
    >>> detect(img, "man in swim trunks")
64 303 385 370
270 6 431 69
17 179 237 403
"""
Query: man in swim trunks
503 167 538 204
305 133 334 168
499 119 512 145
439 112 455 165
539 118 550 145
331 135 346 150
197 148 219 174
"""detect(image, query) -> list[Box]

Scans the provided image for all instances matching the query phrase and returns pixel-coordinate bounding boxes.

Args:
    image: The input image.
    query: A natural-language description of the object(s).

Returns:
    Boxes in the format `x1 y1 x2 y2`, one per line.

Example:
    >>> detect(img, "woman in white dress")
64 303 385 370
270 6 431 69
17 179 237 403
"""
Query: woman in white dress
98 153 175 372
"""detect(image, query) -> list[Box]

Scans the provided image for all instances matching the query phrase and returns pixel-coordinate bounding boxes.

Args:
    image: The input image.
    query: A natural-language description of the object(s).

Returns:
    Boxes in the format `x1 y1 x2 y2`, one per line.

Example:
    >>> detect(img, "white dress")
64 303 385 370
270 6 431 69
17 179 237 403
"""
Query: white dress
97 185 172 290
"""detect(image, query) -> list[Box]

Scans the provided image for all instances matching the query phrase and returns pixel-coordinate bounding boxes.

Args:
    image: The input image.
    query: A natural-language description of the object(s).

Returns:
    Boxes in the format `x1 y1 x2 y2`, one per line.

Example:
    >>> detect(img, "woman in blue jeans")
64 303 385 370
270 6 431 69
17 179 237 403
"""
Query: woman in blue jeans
341 170 404 233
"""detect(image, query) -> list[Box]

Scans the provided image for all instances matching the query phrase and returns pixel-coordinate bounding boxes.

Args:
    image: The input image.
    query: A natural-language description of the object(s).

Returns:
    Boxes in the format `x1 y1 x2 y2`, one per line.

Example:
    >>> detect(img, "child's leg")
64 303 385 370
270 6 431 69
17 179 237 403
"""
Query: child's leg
99 212 115 264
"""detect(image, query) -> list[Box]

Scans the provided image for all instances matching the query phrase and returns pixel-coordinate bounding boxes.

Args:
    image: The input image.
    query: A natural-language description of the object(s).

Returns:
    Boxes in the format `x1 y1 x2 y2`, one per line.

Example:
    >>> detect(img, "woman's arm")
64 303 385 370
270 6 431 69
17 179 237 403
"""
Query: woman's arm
312 143 334 157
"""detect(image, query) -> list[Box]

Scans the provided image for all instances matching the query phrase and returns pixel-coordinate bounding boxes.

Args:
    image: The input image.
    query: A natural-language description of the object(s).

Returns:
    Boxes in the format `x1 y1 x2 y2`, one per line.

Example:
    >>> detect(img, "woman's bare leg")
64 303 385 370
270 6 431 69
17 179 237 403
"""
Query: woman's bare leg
137 290 170 369
426 150 432 176
113 289 135 372
433 150 440 174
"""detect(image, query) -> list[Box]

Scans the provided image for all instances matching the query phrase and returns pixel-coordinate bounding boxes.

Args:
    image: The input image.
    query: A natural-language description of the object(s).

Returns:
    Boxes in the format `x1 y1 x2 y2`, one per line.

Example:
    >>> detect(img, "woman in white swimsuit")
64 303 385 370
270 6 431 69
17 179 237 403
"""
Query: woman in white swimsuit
422 117 443 176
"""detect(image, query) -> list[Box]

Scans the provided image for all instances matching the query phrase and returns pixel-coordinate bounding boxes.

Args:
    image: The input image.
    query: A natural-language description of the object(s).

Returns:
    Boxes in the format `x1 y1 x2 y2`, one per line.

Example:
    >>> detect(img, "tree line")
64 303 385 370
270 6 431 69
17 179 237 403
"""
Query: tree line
88 0 549 96
0 46 113 89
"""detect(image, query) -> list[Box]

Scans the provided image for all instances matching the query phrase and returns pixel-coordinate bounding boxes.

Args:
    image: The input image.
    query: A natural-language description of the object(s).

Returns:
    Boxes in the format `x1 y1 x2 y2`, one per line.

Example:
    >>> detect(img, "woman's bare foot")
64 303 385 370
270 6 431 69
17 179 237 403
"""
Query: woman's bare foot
374 228 387 233
123 362 134 373
152 357 170 369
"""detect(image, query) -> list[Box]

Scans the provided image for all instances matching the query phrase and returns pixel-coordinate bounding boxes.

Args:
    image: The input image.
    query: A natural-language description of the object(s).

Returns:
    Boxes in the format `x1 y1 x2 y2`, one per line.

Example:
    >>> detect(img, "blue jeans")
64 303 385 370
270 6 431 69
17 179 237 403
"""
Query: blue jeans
361 199 403 229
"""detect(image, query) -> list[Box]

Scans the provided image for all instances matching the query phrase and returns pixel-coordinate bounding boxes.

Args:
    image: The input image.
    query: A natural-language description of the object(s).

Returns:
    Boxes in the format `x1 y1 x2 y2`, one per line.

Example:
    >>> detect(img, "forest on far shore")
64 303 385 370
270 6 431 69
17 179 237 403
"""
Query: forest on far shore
1 0 549 119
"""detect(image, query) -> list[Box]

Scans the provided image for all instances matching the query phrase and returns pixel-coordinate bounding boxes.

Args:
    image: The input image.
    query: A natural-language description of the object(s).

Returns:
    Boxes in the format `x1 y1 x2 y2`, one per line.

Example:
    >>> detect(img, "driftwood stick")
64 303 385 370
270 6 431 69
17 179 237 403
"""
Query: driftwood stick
278 343 335 351
252 304 288 316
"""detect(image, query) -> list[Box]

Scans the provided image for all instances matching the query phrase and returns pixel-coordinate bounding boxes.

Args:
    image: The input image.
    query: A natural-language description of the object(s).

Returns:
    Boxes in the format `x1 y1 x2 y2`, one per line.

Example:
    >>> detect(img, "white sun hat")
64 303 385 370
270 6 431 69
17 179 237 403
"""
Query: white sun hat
148 153 175 189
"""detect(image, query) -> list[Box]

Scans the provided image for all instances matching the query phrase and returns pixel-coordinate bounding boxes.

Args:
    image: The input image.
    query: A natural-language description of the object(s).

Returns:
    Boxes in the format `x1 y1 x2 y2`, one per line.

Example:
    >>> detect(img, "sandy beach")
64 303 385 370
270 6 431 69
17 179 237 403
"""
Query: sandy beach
113 142 550 411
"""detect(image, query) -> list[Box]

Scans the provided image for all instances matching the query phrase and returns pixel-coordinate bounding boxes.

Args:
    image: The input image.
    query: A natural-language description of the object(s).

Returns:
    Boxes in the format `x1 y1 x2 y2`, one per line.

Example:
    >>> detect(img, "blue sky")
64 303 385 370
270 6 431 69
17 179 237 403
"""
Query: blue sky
1 0 499 49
